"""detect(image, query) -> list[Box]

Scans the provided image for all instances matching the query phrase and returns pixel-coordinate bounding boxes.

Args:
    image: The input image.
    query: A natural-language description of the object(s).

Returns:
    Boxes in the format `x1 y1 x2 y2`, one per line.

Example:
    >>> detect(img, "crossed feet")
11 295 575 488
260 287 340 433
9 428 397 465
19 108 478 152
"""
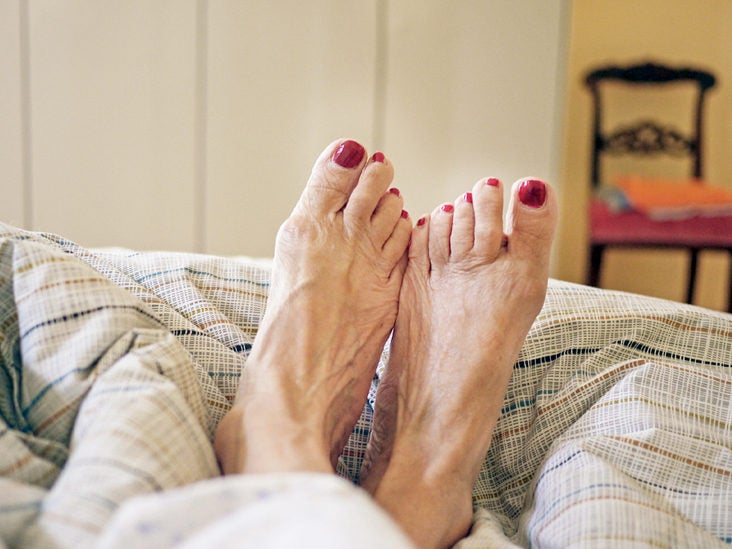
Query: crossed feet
214 139 557 549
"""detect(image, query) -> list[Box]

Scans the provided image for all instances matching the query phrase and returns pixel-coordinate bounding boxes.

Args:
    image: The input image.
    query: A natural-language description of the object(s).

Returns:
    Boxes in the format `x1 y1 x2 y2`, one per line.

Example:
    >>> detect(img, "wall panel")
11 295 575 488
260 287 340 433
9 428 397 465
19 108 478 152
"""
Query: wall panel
29 0 197 250
382 0 567 222
205 0 377 256
0 1 24 228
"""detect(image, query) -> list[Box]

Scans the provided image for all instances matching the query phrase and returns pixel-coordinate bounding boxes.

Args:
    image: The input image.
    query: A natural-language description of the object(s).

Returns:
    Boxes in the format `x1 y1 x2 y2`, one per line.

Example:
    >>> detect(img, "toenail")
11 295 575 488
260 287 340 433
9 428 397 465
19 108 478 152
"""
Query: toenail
464 192 473 203
333 140 365 168
417 216 427 227
372 151 385 163
401 209 409 219
441 204 454 213
389 187 400 197
518 179 547 208
486 177 500 187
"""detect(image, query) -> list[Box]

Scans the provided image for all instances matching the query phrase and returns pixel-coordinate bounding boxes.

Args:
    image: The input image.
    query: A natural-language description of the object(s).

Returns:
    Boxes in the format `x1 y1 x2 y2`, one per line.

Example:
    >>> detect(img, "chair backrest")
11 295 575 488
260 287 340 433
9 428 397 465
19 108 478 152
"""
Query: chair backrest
585 61 716 187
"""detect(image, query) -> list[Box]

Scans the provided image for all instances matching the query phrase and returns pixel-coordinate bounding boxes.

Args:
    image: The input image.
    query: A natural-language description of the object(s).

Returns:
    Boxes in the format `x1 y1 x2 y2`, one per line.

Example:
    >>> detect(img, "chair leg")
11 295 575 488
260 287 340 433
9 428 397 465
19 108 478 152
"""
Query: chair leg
588 244 605 288
686 248 699 305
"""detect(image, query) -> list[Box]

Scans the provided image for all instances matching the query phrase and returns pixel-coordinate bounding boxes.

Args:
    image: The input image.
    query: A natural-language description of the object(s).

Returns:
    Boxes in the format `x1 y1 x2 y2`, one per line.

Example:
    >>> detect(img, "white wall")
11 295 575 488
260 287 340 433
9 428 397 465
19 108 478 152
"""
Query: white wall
0 1 24 228
1 0 568 259
383 1 567 221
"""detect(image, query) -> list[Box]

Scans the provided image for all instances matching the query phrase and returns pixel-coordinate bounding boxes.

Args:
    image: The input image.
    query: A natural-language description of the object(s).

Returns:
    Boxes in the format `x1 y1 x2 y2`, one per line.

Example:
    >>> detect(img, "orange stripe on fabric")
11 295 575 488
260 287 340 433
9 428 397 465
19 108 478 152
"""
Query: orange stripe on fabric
607 436 732 477
536 494 698 541
594 396 731 431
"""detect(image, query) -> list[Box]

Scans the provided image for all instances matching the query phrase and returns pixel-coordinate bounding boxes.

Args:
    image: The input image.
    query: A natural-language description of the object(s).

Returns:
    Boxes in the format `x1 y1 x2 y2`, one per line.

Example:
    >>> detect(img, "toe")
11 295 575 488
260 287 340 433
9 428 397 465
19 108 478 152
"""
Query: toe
389 246 409 284
428 203 454 270
382 211 413 269
472 177 505 258
344 152 395 224
371 188 404 246
408 216 430 271
296 139 367 216
504 178 558 264
450 192 476 258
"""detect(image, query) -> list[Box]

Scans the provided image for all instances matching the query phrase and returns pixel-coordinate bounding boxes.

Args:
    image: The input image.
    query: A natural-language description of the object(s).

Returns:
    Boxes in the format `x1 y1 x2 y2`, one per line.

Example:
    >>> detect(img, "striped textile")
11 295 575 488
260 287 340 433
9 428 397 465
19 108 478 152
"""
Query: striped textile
0 222 730 547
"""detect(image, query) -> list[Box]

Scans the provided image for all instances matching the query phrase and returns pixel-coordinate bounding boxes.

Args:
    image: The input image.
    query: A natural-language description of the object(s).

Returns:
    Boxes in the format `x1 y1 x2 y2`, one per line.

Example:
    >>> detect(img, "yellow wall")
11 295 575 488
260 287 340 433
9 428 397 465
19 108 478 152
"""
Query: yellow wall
557 0 732 311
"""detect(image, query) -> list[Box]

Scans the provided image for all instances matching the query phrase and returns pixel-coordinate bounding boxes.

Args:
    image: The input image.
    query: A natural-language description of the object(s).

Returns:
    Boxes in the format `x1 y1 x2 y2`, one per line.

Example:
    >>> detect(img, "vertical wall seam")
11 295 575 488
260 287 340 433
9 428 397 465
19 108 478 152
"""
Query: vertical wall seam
19 0 33 230
194 0 208 253
548 0 572 278
372 0 388 148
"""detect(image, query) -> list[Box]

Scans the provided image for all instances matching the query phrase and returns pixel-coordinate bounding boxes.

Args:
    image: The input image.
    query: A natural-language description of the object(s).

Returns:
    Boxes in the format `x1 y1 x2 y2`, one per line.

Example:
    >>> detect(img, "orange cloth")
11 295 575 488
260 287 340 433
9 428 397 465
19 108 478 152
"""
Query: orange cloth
614 176 732 220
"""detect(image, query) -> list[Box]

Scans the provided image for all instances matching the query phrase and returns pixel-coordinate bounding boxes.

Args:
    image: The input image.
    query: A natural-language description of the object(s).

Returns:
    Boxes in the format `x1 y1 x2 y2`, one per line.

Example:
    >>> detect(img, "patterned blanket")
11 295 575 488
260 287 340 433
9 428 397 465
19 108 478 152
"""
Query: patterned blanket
1 222 730 547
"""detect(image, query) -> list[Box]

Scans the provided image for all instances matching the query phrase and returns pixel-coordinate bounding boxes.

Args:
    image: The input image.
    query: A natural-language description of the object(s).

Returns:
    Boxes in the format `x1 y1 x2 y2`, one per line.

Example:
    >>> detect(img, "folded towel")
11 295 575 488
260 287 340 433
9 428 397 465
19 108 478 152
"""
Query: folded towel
613 176 732 220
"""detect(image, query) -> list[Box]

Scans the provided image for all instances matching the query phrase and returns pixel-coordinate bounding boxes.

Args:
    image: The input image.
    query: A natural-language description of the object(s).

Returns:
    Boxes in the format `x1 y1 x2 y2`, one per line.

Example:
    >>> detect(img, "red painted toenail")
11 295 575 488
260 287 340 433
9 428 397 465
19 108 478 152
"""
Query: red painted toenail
401 209 409 219
518 179 547 208
389 187 400 197
333 140 365 168
417 216 426 227
486 177 500 187
441 204 454 213
464 192 473 203
372 151 385 163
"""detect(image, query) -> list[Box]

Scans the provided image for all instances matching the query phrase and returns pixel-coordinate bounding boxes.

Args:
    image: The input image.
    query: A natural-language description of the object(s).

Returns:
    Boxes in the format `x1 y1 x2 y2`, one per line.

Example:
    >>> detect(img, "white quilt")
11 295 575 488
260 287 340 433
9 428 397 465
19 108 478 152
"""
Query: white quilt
1 222 730 547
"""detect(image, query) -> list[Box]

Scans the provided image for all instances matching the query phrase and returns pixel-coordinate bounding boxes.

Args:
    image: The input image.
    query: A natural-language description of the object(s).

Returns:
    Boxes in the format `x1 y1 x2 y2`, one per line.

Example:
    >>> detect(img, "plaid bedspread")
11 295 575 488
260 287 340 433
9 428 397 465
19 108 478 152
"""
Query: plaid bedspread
0 222 730 548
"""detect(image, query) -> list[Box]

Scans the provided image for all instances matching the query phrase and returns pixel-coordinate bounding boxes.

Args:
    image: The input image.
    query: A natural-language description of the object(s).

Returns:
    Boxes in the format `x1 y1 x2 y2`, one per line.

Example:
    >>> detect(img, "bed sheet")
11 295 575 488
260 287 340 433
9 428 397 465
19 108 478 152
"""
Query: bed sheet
0 222 730 547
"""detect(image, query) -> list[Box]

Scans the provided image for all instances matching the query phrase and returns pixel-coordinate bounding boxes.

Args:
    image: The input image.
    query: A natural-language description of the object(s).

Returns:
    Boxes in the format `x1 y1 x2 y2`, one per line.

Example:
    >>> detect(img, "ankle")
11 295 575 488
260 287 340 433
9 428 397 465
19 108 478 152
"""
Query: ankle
214 403 334 475
374 468 474 548
213 406 245 474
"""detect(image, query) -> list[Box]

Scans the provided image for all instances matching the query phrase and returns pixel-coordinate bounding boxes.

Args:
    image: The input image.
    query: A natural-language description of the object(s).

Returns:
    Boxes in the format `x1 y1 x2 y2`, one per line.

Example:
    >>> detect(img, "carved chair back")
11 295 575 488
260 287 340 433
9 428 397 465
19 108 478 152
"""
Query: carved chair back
585 62 716 187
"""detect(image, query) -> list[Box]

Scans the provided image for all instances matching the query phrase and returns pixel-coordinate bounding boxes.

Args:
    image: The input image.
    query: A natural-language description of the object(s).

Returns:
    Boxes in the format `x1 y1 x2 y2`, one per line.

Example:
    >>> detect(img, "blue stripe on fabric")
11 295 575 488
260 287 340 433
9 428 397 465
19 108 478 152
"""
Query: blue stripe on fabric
616 338 728 367
515 347 597 369
501 389 559 416
170 330 251 353
535 450 583 485
170 328 208 338
516 339 728 370
21 304 163 340
634 475 712 497
0 501 41 513
529 482 635 534
135 266 270 287
22 362 100 415
501 398 537 416
71 456 163 491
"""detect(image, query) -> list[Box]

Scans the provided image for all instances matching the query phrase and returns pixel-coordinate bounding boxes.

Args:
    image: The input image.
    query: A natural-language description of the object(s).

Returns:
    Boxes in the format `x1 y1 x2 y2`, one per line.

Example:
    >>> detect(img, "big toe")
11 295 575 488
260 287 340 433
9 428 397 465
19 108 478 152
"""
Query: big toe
504 178 558 266
295 139 367 216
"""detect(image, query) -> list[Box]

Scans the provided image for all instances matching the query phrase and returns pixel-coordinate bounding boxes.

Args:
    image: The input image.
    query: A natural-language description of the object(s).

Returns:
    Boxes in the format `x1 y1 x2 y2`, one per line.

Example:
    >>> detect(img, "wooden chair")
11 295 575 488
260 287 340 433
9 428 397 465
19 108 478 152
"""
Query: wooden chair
584 61 732 312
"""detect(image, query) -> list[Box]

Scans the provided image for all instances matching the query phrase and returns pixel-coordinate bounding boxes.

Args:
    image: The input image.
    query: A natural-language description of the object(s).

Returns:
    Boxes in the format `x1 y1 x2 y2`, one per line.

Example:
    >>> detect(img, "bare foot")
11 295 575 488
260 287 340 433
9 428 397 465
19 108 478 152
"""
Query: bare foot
360 177 557 548
214 139 412 475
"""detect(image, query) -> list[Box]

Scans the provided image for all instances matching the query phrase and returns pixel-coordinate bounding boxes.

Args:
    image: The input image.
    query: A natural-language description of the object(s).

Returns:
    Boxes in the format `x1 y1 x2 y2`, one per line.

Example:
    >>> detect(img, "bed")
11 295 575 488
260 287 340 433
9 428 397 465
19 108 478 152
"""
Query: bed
1 221 730 548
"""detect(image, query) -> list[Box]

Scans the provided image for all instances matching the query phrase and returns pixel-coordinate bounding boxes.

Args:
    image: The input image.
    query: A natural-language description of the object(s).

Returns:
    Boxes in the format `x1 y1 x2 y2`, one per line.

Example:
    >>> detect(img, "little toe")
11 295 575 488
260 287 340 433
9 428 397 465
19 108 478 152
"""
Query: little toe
296 139 367 216
428 203 455 269
471 177 505 258
382 210 413 269
344 152 396 224
407 216 430 271
450 192 476 258
504 178 558 263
